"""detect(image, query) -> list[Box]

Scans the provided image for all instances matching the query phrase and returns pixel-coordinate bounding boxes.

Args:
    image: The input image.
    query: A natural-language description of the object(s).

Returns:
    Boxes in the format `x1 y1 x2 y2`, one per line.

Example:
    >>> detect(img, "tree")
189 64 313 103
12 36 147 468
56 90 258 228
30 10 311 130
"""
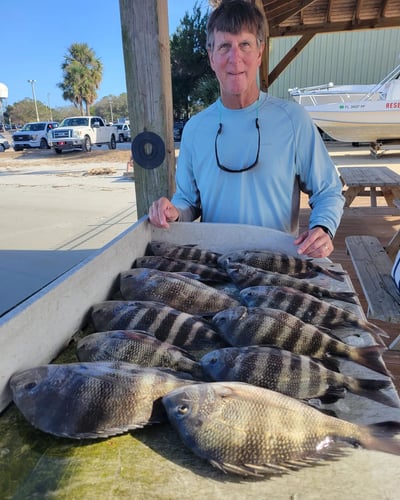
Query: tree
170 1 214 119
91 93 129 122
58 43 103 115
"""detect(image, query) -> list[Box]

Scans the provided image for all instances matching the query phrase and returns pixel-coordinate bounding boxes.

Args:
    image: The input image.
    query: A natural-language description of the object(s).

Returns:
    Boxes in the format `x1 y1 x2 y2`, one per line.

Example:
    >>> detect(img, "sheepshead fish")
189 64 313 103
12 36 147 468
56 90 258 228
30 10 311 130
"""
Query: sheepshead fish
162 382 400 476
119 268 239 315
218 249 346 281
148 241 221 265
10 362 195 439
76 330 204 379
134 255 229 283
223 262 357 304
240 286 389 344
90 300 224 351
212 306 390 377
200 346 397 407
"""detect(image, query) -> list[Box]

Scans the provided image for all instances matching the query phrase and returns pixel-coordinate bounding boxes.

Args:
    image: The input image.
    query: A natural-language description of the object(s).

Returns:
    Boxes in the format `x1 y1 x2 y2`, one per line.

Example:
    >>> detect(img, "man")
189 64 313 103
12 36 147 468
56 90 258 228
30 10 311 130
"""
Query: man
149 0 344 258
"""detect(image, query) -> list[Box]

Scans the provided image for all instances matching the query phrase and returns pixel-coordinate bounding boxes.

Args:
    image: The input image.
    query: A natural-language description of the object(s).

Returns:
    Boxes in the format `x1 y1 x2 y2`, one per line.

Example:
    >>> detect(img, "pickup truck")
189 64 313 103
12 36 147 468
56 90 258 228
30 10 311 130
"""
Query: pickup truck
12 121 59 151
49 116 117 154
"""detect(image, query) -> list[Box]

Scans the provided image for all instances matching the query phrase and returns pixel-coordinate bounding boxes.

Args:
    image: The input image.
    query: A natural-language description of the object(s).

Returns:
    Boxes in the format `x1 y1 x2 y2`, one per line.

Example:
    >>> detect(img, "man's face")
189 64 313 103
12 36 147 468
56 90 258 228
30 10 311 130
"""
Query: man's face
208 29 264 105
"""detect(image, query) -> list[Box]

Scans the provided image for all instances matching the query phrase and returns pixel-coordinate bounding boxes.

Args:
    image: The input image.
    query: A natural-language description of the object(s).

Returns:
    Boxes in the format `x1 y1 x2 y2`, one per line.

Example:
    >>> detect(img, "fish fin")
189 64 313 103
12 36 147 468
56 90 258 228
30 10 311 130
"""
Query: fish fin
289 271 319 279
319 268 347 282
360 424 400 456
211 447 350 477
329 292 358 305
350 344 392 377
346 377 399 408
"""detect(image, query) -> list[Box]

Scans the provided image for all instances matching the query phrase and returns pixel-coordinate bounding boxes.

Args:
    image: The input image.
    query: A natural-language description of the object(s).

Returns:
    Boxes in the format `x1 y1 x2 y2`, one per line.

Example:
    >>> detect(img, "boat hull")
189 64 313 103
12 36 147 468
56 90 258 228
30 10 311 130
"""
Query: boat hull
306 101 400 142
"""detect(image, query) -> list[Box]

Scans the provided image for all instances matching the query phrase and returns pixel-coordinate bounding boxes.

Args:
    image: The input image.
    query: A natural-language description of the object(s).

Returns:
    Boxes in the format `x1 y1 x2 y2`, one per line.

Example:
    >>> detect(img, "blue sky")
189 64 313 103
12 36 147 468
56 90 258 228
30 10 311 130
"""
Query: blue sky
1 0 208 108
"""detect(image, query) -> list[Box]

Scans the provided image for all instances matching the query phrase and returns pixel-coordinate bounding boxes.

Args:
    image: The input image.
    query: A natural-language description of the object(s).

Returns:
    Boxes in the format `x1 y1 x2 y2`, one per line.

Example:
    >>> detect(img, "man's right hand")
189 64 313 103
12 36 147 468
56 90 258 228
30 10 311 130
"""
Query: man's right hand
148 197 179 228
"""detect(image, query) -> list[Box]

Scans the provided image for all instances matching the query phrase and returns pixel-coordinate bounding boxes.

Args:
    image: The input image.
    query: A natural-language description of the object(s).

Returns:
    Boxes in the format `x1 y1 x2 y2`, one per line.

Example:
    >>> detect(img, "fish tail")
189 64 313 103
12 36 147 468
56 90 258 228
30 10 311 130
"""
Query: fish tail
320 268 347 282
346 377 399 408
348 344 391 377
331 291 358 304
359 424 400 456
360 321 390 344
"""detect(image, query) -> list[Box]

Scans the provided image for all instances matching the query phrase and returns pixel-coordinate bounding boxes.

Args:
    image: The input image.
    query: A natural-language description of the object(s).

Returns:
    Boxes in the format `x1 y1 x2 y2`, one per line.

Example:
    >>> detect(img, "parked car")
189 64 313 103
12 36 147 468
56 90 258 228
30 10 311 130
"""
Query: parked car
116 123 131 142
12 121 59 151
173 121 185 141
0 134 10 152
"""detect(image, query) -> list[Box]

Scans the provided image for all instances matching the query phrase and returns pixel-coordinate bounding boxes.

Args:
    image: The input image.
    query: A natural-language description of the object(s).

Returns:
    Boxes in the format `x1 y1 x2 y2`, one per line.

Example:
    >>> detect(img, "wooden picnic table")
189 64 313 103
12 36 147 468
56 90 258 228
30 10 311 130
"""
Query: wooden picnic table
338 166 400 207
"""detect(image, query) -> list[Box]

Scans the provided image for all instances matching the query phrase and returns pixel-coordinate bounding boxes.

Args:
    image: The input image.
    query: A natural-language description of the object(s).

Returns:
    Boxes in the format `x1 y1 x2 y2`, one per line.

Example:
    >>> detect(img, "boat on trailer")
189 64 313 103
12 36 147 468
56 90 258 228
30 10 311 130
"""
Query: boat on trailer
289 64 400 156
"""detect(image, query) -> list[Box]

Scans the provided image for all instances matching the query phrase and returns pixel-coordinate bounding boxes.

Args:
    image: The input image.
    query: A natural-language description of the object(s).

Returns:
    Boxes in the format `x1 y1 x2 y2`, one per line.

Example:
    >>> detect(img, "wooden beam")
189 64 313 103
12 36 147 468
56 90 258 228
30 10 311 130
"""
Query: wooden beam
119 0 175 218
270 16 400 37
268 33 315 86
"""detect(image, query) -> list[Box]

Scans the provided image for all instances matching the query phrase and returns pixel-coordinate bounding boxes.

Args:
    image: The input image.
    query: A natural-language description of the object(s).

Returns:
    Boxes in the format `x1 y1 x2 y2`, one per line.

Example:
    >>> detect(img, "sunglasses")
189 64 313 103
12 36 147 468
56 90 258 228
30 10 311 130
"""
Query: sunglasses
214 118 260 173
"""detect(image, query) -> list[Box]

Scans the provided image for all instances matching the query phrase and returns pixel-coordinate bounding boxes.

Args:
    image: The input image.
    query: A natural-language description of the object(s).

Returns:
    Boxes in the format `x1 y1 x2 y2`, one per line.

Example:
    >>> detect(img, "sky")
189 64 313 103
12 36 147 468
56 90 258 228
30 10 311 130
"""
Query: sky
1 0 207 109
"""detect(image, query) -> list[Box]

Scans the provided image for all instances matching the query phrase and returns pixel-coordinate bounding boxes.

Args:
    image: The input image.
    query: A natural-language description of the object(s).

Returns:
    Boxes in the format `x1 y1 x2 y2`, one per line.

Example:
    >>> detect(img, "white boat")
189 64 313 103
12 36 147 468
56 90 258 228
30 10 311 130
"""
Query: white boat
289 63 400 105
289 83 381 105
290 64 400 153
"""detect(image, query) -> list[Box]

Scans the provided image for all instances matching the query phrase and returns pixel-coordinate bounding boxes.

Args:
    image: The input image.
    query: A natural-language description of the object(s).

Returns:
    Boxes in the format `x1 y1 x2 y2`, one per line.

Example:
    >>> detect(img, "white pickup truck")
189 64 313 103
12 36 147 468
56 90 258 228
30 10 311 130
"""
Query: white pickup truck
49 116 117 154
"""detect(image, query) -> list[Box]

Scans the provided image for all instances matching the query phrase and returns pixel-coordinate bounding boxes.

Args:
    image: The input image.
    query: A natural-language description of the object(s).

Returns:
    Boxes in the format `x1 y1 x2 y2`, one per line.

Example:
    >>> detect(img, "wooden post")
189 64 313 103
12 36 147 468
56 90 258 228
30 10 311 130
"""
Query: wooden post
119 0 175 218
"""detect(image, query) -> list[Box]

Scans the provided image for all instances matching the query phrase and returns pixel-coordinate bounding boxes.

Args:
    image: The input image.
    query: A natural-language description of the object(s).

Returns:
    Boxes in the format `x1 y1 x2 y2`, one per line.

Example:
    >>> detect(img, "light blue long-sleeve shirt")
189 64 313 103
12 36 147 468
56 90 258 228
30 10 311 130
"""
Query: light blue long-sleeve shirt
172 92 344 237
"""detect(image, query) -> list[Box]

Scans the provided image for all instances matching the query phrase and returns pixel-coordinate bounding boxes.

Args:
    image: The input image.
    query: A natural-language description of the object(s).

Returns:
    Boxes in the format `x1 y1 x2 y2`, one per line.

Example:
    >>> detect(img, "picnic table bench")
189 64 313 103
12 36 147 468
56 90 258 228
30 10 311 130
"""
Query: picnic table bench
338 166 400 207
345 235 400 330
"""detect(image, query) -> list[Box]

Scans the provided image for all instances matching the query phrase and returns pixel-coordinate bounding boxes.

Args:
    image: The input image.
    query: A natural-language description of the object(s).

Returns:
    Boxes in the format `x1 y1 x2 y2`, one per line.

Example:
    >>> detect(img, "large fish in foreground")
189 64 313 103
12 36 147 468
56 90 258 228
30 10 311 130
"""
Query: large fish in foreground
90 300 224 351
200 346 397 407
148 241 221 265
224 262 357 304
212 306 390 377
76 330 204 378
218 249 346 281
119 268 239 315
10 362 195 439
163 382 400 477
240 286 389 344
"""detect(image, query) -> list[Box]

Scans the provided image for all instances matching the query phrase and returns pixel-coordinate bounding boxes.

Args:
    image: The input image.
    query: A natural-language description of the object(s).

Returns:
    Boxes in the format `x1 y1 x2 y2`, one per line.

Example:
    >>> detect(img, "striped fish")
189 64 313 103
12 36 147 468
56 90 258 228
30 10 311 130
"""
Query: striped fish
212 305 390 377
76 330 204 379
240 286 389 345
134 255 229 283
119 268 239 315
200 345 397 407
90 300 224 351
148 241 221 265
223 262 357 304
218 249 346 281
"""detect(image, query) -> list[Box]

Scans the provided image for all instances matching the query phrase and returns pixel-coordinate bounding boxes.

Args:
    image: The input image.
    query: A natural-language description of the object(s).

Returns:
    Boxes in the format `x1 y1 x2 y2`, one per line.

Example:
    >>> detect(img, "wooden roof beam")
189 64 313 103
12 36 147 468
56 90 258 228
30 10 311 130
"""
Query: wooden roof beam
266 0 319 28
268 33 315 86
270 16 400 37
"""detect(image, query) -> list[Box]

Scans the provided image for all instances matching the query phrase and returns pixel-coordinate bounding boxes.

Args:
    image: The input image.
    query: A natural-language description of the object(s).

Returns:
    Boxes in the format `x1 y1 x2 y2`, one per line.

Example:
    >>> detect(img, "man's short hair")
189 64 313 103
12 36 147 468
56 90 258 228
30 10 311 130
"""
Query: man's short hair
207 0 267 50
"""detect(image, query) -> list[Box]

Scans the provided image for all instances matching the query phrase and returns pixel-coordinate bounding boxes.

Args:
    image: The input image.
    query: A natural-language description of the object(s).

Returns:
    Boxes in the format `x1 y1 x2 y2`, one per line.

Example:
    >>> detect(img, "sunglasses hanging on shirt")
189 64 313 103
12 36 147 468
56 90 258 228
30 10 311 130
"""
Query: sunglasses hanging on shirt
214 117 260 173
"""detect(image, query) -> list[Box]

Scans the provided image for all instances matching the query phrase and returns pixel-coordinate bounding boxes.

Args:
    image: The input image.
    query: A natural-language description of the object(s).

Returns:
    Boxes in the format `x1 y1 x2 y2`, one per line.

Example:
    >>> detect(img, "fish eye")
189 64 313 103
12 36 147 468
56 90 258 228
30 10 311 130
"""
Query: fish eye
209 356 218 364
177 404 189 415
24 382 37 391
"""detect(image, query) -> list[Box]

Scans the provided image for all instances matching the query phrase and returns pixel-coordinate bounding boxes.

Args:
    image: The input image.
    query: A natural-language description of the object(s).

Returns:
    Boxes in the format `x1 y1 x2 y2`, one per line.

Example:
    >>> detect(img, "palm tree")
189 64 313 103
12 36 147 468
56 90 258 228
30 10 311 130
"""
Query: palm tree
58 43 103 115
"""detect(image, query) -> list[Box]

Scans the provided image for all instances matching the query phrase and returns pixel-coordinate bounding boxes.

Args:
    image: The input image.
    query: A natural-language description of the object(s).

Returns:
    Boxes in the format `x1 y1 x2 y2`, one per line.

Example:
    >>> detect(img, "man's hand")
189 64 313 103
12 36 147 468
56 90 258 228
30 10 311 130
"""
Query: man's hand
294 226 333 258
148 197 179 228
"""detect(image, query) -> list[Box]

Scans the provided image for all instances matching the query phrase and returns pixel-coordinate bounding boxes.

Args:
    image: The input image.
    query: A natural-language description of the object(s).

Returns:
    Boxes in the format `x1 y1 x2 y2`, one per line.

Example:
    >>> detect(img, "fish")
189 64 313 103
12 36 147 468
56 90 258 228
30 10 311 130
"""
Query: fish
10 362 195 439
218 249 346 281
119 268 240 315
211 306 390 377
162 381 400 477
200 346 397 407
134 255 230 283
90 300 224 351
76 330 204 379
223 262 357 304
240 286 389 344
148 241 221 265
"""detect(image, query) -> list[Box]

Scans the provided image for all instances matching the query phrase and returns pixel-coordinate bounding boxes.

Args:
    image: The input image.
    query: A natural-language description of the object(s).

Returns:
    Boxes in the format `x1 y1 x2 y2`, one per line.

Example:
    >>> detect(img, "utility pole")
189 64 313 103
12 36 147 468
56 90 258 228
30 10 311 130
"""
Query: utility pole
27 79 40 122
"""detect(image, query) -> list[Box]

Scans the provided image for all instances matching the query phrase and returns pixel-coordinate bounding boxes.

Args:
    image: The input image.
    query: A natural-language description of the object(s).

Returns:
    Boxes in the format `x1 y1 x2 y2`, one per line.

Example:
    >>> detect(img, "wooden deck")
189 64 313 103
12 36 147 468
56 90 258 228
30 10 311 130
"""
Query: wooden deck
299 149 400 392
